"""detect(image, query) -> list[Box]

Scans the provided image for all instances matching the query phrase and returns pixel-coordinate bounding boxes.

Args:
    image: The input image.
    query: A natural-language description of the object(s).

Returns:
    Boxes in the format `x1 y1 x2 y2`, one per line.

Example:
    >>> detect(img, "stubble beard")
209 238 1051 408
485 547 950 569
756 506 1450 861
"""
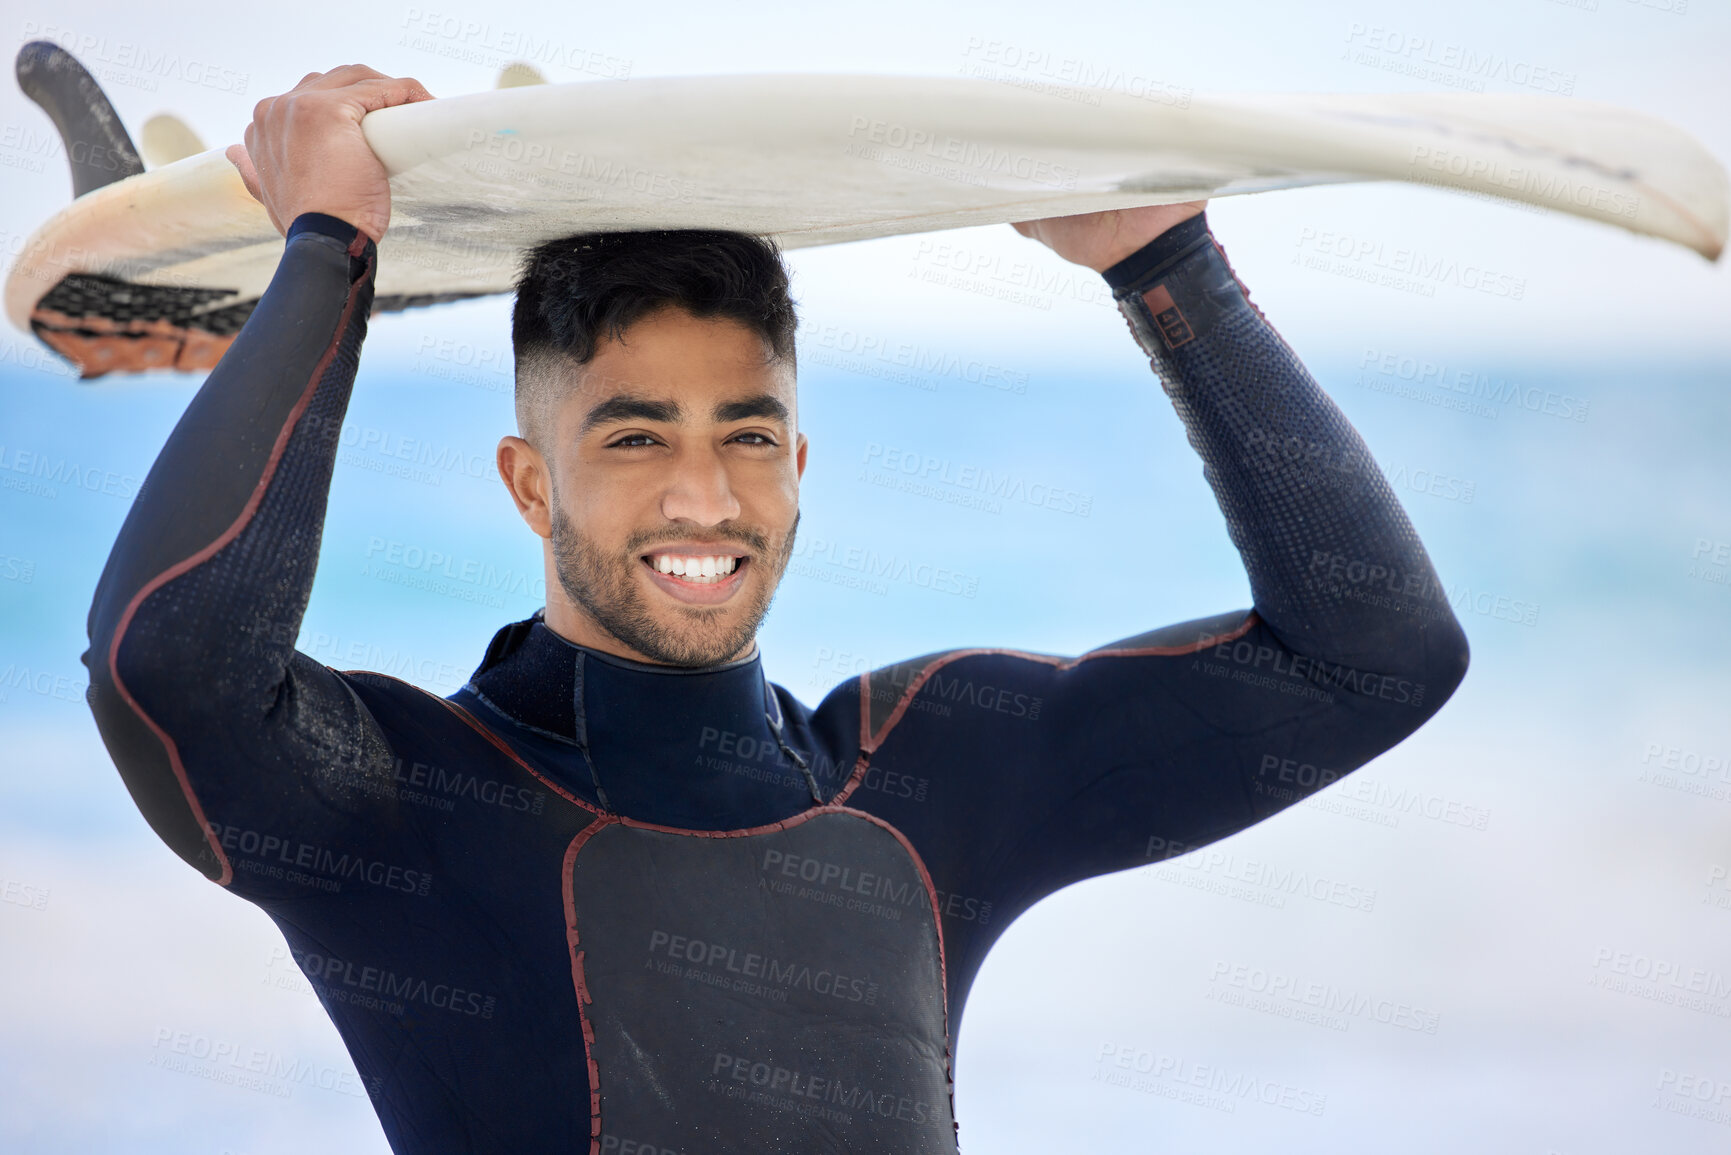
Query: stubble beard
548 491 799 668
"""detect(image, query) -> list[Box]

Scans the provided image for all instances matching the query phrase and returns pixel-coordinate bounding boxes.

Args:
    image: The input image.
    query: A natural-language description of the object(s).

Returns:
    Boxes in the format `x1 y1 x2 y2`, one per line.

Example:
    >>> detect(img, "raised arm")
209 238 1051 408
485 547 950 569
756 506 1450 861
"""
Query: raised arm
833 207 1470 1002
1095 208 1467 672
80 68 430 889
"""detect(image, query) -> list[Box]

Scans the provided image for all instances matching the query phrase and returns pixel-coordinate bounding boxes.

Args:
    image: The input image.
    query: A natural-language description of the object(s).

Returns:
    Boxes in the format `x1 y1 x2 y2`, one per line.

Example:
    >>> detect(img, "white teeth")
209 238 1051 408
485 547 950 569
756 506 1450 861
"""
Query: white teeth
650 554 741 583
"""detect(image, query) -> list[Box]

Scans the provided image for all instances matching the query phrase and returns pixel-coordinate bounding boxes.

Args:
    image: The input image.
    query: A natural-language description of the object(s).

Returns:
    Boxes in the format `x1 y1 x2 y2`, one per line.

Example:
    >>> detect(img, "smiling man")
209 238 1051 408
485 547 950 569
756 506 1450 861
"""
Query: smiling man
83 67 1469 1154
502 236 806 672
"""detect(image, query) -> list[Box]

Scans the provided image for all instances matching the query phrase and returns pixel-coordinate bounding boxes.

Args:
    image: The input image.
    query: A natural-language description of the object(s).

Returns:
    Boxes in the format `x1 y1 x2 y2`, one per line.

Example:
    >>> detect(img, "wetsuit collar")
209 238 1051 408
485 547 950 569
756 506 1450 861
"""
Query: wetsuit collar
461 610 821 817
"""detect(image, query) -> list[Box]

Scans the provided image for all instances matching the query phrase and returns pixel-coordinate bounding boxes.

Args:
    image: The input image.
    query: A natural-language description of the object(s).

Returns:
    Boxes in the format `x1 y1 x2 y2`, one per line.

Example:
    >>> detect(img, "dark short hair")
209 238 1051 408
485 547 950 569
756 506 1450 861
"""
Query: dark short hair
511 230 798 451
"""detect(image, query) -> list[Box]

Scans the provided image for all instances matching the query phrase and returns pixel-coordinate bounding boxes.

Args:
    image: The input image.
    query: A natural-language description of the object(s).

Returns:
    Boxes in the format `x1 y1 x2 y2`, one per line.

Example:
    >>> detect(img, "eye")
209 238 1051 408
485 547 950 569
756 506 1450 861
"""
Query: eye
729 431 778 446
606 433 661 449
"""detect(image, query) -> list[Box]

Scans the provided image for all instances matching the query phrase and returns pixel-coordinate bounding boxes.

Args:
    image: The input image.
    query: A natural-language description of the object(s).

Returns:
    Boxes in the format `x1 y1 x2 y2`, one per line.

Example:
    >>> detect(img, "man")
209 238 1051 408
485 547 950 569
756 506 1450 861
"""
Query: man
83 66 1469 1154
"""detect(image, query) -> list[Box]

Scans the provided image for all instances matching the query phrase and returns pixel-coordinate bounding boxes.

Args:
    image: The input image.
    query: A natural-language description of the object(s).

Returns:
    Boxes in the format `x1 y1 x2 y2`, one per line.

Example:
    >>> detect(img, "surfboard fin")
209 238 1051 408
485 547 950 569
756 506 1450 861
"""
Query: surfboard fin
15 40 146 198
139 114 207 168
496 62 548 88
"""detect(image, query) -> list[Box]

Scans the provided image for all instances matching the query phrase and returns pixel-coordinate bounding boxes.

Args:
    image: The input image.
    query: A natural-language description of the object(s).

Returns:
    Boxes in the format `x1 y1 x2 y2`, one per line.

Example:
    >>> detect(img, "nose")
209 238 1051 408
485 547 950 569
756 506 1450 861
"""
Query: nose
659 444 742 526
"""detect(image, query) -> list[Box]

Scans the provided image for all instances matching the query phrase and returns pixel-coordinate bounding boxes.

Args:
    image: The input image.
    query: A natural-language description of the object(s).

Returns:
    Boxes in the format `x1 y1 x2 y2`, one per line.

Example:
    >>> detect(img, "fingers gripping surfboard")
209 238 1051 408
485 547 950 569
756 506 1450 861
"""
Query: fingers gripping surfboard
8 42 1727 380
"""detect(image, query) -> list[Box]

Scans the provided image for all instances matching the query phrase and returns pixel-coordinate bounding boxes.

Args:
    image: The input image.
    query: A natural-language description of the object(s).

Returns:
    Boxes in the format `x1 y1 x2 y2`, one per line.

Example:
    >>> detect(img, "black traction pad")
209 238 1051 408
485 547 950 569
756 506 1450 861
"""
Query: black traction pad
568 812 958 1153
29 272 488 379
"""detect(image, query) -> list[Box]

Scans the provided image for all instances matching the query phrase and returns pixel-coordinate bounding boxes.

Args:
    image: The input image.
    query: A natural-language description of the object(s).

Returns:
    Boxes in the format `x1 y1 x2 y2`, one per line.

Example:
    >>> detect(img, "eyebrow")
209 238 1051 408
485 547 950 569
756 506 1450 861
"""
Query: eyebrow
578 395 681 436
579 392 790 435
713 394 790 425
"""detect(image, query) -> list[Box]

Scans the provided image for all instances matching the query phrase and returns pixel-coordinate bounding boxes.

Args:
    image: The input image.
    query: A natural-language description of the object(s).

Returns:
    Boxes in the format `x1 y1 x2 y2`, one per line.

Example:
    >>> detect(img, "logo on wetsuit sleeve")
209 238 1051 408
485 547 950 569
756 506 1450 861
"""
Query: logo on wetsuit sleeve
1140 284 1195 349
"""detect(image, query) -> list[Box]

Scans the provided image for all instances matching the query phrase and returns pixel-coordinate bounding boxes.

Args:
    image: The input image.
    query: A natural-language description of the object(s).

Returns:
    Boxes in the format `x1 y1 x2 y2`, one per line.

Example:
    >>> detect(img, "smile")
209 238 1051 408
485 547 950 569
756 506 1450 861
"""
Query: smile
646 552 743 584
639 550 752 605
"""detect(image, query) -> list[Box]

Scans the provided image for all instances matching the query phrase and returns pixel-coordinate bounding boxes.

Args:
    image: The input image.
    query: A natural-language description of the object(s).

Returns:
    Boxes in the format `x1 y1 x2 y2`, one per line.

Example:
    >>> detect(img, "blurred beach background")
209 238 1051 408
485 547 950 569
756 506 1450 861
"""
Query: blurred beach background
2 0 1728 1150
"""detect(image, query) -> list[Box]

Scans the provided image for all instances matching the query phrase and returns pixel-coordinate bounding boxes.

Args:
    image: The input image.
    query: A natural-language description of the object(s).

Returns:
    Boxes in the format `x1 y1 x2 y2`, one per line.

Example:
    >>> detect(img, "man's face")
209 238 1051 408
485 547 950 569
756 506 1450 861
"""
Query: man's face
516 306 806 667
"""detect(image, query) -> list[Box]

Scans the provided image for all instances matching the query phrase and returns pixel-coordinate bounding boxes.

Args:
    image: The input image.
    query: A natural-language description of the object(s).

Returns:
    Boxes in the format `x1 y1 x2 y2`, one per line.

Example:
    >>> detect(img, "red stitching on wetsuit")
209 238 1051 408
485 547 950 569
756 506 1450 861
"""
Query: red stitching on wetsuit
104 246 375 887
831 751 875 807
431 693 602 815
341 669 605 815
1209 237 1269 324
561 806 955 1145
843 807 959 1139
860 612 1259 754
563 817 614 1155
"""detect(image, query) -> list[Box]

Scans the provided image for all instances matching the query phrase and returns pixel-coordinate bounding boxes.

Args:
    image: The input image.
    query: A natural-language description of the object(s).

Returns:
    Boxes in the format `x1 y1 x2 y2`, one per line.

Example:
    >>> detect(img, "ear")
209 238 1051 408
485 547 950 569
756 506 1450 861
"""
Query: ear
794 431 809 483
497 435 553 538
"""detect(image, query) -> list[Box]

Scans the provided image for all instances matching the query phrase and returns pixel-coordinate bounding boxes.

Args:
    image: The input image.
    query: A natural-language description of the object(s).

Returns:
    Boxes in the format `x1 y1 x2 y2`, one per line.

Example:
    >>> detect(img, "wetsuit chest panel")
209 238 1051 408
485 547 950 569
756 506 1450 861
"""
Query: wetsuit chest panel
568 811 957 1154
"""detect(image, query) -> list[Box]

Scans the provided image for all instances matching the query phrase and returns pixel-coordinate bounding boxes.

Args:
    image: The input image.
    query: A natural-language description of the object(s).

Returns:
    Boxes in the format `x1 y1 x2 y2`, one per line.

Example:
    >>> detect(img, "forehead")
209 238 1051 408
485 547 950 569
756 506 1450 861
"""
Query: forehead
559 308 796 424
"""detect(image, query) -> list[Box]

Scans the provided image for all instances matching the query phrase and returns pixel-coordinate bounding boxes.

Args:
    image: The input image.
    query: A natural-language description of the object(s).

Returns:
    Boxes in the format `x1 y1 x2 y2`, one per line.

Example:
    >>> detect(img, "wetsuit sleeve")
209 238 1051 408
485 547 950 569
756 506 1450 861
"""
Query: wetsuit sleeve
81 212 399 889
845 212 1470 959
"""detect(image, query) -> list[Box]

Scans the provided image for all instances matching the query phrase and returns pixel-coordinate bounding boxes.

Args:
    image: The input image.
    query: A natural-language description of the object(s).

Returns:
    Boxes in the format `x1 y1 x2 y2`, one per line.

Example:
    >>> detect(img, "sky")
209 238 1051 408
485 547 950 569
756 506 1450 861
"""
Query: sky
2 0 1730 1152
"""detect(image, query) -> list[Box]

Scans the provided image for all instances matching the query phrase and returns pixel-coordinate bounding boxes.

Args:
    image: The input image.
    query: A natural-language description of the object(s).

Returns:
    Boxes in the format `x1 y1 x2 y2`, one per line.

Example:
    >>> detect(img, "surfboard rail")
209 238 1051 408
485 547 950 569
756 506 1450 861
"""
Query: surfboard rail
6 72 1725 378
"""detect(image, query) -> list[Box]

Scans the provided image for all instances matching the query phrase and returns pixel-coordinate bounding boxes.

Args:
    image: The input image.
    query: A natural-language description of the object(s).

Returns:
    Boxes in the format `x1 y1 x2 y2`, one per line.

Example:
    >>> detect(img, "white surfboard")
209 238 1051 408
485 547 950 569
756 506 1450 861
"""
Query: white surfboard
7 72 1726 378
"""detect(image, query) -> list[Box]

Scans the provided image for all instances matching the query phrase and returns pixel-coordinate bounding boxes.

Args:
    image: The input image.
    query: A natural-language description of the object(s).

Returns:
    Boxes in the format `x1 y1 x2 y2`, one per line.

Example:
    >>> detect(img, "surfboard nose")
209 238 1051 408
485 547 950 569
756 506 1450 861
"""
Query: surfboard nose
15 39 146 199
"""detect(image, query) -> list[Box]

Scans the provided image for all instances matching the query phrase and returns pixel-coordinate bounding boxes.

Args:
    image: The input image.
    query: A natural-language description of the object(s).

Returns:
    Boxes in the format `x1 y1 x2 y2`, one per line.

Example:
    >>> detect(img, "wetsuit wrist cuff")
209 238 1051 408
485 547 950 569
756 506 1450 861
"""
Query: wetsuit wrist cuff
286 212 370 251
1101 211 1212 294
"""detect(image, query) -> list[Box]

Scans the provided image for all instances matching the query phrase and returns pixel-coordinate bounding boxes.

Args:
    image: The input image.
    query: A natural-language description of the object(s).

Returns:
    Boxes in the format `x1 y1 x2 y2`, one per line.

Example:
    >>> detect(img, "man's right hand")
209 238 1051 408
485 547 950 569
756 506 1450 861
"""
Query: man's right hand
225 65 434 243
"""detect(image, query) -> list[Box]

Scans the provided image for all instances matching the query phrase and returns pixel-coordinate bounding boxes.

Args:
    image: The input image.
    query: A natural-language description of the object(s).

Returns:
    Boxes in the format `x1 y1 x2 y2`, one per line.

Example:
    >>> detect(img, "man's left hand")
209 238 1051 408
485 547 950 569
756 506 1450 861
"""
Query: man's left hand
1012 201 1207 273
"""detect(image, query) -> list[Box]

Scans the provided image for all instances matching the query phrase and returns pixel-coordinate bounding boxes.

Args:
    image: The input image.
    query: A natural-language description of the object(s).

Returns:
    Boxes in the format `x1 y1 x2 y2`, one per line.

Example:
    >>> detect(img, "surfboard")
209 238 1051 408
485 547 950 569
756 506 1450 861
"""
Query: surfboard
8 42 1726 379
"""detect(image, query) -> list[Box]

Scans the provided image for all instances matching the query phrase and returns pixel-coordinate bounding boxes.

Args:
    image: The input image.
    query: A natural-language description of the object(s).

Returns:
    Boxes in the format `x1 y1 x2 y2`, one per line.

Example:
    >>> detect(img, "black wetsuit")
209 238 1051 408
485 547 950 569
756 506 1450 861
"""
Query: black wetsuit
82 210 1469 1154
